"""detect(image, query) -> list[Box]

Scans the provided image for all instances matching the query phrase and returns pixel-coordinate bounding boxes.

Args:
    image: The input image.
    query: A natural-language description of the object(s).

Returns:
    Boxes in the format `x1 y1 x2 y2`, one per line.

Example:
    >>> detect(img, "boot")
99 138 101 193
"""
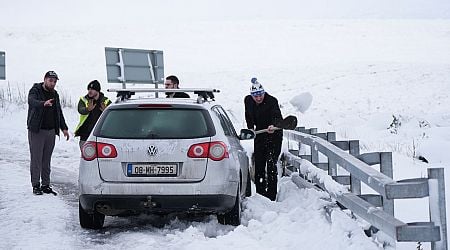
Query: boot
41 185 57 195
33 186 43 195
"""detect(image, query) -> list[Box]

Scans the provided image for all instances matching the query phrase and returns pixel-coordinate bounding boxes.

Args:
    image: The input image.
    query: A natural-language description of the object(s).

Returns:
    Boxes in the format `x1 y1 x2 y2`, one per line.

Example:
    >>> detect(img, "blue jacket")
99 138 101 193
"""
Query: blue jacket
27 83 68 135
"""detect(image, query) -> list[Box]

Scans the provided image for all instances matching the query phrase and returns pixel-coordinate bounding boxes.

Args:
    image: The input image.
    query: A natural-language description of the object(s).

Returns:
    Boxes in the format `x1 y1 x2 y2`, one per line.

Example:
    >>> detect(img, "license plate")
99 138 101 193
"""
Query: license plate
127 163 178 177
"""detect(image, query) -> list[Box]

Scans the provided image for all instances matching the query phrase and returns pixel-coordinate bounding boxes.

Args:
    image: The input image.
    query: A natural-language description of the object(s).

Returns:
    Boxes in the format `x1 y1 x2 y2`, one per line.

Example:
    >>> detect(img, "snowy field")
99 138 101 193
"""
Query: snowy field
1 1 450 249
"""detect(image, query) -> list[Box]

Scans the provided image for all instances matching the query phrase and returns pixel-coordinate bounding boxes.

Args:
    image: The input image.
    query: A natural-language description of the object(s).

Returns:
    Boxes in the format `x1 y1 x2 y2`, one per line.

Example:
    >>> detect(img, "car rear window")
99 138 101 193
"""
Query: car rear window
95 109 214 139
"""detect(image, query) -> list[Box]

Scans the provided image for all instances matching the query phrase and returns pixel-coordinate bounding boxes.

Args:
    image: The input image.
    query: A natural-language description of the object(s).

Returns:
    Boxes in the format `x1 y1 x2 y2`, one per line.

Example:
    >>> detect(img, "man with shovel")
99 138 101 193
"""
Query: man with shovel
244 78 283 201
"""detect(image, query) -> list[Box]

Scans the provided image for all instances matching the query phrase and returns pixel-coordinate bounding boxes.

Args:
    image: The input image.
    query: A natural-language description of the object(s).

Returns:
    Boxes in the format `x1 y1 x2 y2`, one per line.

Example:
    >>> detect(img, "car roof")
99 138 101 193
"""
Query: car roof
108 97 218 110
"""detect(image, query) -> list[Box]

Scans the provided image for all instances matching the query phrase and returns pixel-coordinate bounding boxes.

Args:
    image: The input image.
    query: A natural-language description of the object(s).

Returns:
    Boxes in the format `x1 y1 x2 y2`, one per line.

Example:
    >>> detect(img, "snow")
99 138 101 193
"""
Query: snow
289 92 313 114
294 159 348 196
1 0 450 249
0 122 381 249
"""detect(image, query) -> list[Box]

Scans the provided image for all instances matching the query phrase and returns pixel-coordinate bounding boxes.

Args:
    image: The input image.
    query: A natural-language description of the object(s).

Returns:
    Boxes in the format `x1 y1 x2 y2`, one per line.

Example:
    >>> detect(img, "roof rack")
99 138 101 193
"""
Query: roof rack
107 88 220 103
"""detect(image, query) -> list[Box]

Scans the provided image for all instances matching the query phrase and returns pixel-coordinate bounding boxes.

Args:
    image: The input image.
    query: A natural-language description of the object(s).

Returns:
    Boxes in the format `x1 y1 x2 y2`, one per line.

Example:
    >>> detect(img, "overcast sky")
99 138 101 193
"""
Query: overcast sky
1 0 450 27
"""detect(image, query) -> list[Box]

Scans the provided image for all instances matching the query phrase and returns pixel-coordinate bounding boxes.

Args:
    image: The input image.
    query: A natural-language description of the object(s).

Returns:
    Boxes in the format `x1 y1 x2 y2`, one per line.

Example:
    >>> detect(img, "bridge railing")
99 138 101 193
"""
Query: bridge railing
281 127 447 250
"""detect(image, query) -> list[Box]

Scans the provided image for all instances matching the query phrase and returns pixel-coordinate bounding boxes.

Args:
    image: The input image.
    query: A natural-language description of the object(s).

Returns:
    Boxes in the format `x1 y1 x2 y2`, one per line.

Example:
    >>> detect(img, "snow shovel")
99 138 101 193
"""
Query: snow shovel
255 115 298 134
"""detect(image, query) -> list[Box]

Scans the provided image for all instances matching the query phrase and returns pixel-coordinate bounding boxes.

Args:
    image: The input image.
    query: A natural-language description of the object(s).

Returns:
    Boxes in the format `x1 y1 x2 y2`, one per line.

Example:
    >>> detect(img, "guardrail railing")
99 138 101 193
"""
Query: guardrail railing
281 127 447 249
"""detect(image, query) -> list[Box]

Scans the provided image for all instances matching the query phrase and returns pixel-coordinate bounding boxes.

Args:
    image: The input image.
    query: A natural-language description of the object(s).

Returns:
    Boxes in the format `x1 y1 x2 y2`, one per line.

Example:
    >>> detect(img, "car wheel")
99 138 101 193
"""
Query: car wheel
79 201 105 229
217 187 241 226
245 171 252 197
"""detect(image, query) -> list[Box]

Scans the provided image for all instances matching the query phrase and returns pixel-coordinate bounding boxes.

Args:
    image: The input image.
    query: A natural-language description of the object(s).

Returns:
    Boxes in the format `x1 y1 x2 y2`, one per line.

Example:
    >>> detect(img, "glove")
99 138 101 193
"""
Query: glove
87 99 96 111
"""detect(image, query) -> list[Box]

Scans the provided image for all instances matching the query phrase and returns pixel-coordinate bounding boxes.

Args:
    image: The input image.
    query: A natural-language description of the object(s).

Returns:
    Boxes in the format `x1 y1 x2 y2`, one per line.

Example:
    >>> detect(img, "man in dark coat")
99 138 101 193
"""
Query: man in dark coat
27 71 69 195
244 78 283 201
74 80 112 149
165 75 190 98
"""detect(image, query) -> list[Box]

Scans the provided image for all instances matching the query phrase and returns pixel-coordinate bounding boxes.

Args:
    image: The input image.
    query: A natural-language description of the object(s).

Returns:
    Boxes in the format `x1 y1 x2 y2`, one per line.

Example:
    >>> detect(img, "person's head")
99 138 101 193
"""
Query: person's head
87 80 101 98
43 71 59 91
165 75 180 89
250 78 265 104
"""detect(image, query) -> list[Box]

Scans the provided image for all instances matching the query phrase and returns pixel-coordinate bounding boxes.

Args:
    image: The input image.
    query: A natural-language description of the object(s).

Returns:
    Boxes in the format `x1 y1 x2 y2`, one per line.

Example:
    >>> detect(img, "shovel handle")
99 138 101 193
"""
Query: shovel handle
254 127 281 135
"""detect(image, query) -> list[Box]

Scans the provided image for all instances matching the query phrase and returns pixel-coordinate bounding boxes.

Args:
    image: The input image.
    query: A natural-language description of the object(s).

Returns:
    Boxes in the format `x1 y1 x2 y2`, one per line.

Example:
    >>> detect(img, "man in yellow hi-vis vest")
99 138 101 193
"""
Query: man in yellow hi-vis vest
75 80 112 149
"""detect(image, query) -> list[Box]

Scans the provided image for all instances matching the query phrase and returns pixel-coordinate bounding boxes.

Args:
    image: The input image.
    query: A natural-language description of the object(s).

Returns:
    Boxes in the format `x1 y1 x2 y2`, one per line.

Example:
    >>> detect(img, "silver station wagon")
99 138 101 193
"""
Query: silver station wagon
78 89 255 229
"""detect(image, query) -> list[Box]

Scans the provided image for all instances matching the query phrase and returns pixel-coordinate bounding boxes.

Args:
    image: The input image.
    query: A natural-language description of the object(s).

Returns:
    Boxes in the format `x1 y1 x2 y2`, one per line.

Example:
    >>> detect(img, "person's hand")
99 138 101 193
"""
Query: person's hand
87 99 96 111
100 102 107 111
44 99 54 107
267 125 276 134
62 130 70 141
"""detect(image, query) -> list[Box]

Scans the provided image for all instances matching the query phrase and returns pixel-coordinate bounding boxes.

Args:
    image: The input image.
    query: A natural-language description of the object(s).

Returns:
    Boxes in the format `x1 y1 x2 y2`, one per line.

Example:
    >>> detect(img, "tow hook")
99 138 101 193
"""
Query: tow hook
189 204 200 211
143 196 157 208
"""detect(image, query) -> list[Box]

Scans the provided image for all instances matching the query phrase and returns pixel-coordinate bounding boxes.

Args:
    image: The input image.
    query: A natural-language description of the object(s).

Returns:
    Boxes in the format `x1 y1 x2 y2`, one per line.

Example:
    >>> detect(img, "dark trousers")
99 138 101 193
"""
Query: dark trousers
28 129 55 187
254 137 282 201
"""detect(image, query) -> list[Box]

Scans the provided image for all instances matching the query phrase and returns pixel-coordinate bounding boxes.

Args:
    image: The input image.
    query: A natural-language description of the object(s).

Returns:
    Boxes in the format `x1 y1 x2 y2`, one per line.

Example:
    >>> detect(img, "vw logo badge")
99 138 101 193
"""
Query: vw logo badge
147 145 158 157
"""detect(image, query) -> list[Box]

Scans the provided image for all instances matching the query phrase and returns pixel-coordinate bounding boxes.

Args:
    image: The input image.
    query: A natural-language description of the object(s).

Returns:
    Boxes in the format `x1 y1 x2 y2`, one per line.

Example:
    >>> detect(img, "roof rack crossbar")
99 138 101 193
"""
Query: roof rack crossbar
108 88 220 93
107 88 220 103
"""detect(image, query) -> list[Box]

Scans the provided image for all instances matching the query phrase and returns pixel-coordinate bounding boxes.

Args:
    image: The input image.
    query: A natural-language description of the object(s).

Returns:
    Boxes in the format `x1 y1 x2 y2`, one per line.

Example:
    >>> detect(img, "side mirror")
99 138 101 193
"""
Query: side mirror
239 129 255 140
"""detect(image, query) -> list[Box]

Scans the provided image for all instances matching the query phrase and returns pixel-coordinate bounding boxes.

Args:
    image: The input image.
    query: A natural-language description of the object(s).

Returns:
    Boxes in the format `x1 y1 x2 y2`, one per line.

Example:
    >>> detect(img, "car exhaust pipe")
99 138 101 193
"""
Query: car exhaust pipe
96 203 111 212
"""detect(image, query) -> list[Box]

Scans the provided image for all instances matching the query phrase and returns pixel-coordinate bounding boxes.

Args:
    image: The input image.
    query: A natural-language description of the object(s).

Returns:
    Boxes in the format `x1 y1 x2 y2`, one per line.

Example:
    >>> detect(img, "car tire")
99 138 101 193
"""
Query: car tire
245 171 252 197
79 201 105 229
217 188 241 226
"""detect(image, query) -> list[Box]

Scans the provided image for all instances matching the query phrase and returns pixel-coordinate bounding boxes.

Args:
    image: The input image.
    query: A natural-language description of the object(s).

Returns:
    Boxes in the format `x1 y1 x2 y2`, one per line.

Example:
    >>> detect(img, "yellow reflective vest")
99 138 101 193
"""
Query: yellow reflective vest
75 95 111 135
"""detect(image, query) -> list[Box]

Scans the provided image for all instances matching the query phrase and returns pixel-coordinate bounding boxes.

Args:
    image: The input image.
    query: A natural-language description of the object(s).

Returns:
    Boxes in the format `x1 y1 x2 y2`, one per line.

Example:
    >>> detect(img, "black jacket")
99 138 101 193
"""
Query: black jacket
166 92 190 98
27 83 68 135
244 93 283 142
75 92 111 140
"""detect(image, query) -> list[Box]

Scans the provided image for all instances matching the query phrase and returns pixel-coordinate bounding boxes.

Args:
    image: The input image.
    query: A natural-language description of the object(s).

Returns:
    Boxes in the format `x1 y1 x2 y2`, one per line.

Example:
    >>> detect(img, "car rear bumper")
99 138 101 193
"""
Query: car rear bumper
79 194 236 216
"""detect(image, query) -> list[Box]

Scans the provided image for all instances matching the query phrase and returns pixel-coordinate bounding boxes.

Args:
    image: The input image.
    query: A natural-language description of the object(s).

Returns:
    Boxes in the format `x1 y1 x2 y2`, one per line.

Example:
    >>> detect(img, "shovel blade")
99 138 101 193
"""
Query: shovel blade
276 115 298 130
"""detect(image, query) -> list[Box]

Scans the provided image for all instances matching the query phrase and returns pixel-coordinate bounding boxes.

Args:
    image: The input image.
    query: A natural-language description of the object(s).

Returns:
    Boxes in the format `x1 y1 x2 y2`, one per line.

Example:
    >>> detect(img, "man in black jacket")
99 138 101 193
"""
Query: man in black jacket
244 78 283 201
27 71 69 195
165 75 190 98
74 80 112 149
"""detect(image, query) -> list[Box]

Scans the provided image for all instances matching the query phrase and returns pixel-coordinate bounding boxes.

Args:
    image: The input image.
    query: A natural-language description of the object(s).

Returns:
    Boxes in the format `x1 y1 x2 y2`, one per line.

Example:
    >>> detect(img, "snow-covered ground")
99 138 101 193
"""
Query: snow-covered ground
1 1 450 249
0 108 381 249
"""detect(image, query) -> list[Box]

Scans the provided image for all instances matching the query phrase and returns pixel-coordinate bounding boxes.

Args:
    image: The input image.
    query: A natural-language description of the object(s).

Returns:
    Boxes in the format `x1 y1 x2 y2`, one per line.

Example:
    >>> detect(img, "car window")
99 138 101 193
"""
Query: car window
95 108 214 139
212 106 238 137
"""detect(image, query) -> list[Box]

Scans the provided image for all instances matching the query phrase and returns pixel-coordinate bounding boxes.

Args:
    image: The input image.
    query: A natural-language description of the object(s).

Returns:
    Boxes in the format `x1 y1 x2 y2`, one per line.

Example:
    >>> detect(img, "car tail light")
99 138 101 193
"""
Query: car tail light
82 142 118 161
82 142 97 161
187 141 229 161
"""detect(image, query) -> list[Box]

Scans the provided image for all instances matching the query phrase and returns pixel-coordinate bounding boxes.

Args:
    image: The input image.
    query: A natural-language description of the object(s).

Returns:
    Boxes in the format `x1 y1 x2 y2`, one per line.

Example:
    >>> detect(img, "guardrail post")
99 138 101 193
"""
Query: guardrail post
326 132 336 142
428 168 448 250
310 128 319 164
326 132 337 176
290 127 303 157
295 127 305 133
328 159 337 176
380 152 394 216
349 140 361 195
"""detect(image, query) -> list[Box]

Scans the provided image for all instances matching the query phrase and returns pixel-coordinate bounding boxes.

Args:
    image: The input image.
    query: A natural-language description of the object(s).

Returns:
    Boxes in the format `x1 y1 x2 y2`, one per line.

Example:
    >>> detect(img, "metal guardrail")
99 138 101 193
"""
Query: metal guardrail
281 127 447 249
0 51 5 80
